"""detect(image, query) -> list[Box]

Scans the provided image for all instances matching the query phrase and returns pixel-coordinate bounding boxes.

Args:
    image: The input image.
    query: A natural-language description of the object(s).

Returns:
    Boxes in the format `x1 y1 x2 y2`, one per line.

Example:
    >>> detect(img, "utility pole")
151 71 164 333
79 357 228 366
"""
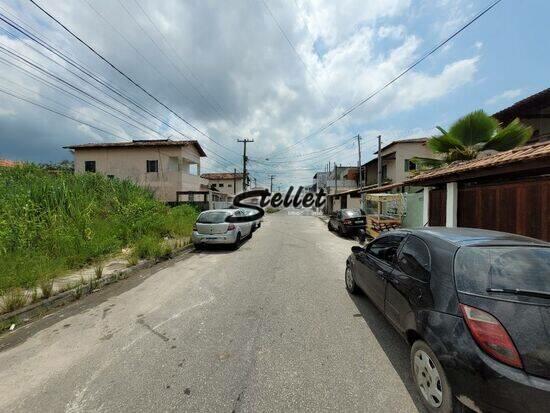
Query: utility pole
237 138 254 190
377 135 382 187
253 177 257 188
356 134 362 188
270 175 275 193
334 162 338 194
233 168 237 194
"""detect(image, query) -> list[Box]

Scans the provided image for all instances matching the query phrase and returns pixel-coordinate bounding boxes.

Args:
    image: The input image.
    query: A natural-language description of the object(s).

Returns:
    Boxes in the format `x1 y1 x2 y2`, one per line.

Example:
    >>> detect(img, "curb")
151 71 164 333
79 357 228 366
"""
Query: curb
0 244 195 324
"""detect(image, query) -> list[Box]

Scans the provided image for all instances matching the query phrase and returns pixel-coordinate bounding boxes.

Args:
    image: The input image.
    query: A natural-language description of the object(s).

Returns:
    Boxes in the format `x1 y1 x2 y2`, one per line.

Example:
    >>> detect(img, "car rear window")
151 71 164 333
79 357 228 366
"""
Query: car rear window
343 209 365 217
455 246 550 294
197 211 230 223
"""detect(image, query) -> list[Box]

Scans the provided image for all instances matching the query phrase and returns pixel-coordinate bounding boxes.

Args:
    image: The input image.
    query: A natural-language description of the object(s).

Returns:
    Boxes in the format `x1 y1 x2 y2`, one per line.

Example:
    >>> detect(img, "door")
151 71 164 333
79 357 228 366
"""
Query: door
355 234 405 310
429 188 446 226
385 235 432 334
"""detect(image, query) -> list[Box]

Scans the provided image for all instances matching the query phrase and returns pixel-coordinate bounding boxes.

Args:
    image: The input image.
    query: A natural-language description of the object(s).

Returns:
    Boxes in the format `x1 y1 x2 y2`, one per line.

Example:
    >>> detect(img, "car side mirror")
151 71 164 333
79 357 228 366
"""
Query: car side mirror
351 246 364 254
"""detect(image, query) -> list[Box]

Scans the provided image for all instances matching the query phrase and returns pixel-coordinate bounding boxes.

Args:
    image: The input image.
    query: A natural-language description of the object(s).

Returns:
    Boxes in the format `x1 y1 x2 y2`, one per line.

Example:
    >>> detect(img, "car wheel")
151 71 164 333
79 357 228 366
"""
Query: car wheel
338 224 344 236
232 232 241 250
193 243 202 250
328 222 333 231
410 340 462 413
345 266 359 294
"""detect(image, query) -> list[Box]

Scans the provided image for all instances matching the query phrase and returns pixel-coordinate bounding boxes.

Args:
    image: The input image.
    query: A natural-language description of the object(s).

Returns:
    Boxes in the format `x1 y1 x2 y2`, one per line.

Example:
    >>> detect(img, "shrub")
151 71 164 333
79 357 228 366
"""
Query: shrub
94 263 104 279
1 288 27 313
0 165 198 291
38 278 54 299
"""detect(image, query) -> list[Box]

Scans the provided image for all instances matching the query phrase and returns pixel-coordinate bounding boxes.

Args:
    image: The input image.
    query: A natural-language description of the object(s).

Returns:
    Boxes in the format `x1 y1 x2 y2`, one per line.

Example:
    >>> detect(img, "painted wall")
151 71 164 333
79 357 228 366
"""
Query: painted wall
364 142 438 185
73 145 202 202
402 192 424 228
208 178 243 195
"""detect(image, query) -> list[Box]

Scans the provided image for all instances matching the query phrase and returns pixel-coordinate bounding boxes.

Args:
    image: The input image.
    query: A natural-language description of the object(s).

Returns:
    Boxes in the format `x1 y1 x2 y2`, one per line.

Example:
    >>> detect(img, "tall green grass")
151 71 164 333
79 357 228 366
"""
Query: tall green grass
0 165 198 292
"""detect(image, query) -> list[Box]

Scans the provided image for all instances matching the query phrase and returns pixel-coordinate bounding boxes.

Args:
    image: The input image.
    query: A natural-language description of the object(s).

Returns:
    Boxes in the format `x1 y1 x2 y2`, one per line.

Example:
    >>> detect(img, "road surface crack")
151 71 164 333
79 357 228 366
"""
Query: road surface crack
136 318 169 342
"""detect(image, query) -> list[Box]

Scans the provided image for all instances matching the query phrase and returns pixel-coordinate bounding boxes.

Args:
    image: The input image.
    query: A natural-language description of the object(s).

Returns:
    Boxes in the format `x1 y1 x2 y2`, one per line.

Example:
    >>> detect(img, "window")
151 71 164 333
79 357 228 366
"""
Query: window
382 164 388 180
455 247 550 297
107 174 114 179
404 159 416 172
218 183 224 187
228 184 232 187
397 236 431 281
212 183 217 187
84 161 96 173
146 160 158 173
197 211 230 223
368 235 405 264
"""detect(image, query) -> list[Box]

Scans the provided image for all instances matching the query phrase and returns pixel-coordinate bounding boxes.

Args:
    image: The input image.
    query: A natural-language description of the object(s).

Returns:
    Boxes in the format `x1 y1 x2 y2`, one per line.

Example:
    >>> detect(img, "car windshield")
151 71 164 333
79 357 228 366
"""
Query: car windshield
343 209 365 217
455 246 550 295
197 211 230 223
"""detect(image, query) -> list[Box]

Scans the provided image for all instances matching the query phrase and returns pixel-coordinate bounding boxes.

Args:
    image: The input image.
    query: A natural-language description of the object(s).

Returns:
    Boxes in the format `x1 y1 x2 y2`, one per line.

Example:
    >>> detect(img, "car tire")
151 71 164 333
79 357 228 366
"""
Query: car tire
345 266 360 294
328 222 333 231
410 340 463 413
338 224 344 236
193 243 202 250
232 232 241 250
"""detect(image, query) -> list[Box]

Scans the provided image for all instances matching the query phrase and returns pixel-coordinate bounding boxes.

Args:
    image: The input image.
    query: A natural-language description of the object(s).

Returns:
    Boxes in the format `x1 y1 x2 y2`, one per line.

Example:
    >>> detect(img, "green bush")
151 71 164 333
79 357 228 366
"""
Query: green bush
0 165 198 292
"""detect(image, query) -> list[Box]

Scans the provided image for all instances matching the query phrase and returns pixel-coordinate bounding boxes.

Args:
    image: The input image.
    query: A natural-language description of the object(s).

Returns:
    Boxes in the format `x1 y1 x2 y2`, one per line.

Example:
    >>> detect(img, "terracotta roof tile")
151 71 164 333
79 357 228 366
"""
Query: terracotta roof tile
405 141 550 185
0 159 18 167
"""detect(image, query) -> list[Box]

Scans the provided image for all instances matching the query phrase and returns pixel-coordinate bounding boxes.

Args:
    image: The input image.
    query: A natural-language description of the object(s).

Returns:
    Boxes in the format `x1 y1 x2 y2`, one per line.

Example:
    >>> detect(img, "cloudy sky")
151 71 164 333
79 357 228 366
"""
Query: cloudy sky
0 0 548 188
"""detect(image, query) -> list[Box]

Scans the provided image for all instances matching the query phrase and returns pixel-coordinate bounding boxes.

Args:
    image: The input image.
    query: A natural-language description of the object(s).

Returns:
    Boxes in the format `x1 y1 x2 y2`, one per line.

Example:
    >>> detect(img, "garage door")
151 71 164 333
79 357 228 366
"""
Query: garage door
458 177 550 241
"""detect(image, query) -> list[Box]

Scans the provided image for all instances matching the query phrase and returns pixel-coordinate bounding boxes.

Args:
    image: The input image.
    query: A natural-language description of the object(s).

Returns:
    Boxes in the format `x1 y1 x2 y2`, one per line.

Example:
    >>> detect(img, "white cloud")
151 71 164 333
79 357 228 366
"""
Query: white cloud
485 89 523 106
378 25 406 39
0 0 481 187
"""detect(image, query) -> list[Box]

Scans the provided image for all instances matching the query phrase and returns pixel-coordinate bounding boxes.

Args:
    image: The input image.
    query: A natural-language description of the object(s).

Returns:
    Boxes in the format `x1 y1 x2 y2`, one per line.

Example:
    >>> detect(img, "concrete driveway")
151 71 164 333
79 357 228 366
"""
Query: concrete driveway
0 210 424 412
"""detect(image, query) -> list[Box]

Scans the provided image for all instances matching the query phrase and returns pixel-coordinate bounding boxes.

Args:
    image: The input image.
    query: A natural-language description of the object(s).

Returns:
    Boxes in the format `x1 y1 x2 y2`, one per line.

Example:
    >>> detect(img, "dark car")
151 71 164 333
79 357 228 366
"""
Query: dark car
345 227 550 413
328 208 366 236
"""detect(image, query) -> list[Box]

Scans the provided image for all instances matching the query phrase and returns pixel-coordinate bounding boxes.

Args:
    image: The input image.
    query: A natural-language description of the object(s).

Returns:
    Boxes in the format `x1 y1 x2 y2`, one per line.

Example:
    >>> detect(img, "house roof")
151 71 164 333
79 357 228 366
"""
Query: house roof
404 141 550 185
0 159 19 167
63 139 207 157
201 172 244 180
375 137 428 154
493 88 550 123
360 182 405 193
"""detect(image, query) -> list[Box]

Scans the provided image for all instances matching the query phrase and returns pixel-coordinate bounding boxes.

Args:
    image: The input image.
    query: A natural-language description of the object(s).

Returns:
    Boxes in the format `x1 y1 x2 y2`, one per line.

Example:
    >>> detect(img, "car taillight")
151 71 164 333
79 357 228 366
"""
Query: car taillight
343 219 351 225
227 223 236 231
460 303 522 369
192 223 197 231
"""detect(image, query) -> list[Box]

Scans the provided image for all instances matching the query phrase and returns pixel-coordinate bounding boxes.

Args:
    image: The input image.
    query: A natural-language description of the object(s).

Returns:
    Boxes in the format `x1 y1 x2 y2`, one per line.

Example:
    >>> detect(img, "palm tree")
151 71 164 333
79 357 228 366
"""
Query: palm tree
412 110 533 170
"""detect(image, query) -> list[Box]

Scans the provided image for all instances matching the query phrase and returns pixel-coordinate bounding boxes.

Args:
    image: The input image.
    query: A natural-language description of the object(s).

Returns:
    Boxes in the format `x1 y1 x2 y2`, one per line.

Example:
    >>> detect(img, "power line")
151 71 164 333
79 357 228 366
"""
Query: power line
0 8 241 170
28 0 240 156
130 0 236 124
267 0 503 158
261 0 334 109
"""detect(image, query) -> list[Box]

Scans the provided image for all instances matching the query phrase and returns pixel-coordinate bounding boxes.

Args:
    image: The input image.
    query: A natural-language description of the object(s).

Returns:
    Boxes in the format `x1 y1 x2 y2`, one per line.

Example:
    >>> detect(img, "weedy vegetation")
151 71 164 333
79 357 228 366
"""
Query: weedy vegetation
0 165 198 301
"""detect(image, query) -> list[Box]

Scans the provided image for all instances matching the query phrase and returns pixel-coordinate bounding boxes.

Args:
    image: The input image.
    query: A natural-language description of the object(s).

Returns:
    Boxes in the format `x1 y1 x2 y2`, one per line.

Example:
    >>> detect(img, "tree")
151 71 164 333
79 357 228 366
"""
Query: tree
412 110 533 170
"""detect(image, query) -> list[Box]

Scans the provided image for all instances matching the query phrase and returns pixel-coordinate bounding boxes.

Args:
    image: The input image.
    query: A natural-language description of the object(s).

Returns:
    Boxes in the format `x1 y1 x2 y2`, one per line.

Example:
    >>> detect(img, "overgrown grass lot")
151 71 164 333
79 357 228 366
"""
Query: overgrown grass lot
0 165 198 294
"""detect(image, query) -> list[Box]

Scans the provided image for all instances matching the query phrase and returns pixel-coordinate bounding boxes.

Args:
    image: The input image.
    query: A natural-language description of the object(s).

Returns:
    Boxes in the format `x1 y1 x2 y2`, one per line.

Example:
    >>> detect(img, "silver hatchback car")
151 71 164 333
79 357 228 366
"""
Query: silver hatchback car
192 209 253 248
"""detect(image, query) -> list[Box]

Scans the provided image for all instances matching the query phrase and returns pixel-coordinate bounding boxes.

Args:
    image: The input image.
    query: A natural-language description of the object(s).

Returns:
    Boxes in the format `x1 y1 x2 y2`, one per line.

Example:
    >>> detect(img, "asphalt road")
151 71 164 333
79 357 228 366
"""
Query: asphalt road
0 211 424 412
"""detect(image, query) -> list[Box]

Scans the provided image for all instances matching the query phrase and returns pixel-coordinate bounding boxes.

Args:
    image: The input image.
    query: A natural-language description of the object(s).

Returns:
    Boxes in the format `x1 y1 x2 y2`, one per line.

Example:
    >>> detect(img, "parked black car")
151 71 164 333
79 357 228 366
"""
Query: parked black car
328 208 366 236
345 227 550 413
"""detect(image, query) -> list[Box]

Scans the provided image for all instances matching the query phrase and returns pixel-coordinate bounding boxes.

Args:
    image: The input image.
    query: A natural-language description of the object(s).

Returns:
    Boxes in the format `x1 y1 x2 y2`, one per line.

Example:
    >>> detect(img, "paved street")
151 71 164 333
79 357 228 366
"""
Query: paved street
0 211 424 412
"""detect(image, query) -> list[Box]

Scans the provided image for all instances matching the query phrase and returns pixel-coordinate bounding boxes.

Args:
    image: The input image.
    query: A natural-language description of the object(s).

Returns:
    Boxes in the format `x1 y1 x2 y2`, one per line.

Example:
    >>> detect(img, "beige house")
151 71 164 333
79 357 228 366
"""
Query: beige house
65 139 207 202
493 88 550 144
362 138 437 186
200 172 244 196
